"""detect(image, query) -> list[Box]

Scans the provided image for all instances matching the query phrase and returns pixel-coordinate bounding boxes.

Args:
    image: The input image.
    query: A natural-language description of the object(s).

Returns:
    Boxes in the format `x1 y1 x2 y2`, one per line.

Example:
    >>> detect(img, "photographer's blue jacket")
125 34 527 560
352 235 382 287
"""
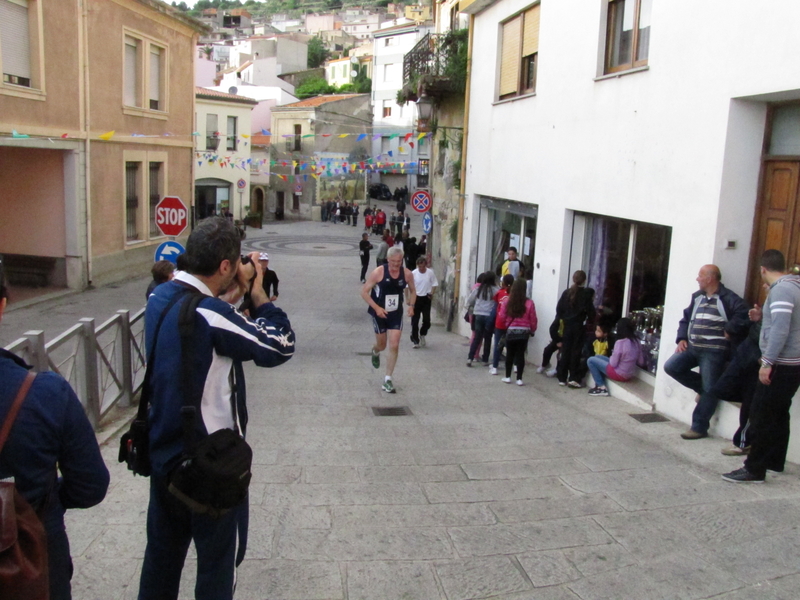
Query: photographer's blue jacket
145 272 295 476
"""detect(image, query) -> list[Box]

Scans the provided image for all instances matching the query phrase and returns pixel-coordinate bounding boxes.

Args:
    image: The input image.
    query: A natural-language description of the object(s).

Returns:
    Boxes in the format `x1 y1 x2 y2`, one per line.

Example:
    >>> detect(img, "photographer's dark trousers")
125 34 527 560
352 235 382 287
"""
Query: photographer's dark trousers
138 474 248 600
710 336 760 448
411 295 432 343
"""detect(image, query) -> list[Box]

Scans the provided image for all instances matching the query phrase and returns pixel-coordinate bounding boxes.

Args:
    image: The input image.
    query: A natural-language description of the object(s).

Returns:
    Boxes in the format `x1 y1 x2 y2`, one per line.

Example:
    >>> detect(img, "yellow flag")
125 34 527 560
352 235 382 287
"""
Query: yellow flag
98 130 115 141
338 133 349 138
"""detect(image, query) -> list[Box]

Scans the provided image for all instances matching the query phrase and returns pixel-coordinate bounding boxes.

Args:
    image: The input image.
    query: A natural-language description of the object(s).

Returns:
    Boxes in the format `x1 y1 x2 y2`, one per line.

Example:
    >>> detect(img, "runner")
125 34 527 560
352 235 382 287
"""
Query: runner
361 246 416 393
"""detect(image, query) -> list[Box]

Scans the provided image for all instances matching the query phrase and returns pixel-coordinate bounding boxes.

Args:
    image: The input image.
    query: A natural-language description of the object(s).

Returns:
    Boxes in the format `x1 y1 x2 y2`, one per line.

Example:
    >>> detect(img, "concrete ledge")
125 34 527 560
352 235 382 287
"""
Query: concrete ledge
601 377 655 412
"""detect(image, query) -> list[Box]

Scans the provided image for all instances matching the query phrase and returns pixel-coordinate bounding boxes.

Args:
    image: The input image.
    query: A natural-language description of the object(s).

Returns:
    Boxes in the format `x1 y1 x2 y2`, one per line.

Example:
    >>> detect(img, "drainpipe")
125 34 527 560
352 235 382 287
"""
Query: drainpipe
80 0 93 286
452 15 474 322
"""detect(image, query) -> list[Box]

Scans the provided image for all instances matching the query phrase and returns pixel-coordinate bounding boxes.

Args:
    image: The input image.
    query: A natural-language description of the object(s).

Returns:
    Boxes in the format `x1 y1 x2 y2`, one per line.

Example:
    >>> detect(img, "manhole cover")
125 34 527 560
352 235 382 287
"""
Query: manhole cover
629 413 669 423
372 406 413 417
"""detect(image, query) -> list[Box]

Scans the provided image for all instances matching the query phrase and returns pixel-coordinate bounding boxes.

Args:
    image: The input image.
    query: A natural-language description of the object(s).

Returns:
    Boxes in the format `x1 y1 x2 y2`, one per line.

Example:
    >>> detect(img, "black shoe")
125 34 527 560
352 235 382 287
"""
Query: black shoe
722 467 765 483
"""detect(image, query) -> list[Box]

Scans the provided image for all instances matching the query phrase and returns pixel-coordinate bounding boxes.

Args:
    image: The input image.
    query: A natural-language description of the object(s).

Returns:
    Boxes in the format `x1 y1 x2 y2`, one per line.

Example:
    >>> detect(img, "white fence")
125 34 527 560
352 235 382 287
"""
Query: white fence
4 308 147 429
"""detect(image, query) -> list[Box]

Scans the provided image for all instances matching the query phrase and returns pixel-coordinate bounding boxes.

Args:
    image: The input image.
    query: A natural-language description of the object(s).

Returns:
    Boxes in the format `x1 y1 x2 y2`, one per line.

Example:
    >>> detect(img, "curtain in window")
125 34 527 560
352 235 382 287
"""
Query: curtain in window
587 218 609 309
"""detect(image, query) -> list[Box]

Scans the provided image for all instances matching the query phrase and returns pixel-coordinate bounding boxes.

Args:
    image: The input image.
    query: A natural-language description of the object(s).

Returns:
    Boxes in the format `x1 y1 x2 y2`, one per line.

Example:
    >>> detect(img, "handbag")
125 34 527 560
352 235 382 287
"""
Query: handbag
506 327 531 342
167 292 252 518
0 372 49 600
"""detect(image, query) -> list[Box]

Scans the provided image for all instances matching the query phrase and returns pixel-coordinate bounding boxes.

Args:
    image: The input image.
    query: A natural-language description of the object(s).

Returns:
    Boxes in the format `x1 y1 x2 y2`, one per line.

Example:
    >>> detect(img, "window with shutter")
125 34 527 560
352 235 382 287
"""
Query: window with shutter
0 0 32 87
498 3 540 100
124 37 140 107
604 0 651 74
123 31 168 116
149 46 161 110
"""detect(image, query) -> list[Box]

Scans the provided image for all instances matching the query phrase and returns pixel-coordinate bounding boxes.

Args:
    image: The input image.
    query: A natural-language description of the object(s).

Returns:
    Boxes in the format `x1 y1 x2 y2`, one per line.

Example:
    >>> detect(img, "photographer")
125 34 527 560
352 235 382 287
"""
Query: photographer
137 217 295 600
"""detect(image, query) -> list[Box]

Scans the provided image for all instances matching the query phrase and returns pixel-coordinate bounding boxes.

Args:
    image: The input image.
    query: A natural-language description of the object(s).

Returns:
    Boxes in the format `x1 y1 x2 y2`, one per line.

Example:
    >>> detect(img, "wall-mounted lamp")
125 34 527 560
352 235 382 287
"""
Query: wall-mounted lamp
416 94 434 132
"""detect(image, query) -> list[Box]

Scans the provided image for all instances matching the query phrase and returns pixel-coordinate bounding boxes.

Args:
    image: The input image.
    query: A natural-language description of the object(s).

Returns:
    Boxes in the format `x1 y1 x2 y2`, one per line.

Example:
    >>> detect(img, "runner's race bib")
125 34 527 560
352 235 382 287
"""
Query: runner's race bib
385 294 400 312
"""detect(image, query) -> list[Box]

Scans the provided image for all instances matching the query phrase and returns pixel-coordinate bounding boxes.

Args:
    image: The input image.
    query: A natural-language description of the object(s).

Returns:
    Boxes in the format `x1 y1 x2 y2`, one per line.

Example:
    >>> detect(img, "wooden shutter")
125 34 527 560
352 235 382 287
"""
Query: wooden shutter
0 0 31 79
522 4 540 57
499 16 522 97
149 46 161 108
124 37 139 106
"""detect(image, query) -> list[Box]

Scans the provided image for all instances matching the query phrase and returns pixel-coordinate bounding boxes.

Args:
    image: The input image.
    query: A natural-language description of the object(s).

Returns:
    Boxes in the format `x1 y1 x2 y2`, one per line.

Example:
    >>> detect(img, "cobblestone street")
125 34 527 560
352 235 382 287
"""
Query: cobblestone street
5 215 800 600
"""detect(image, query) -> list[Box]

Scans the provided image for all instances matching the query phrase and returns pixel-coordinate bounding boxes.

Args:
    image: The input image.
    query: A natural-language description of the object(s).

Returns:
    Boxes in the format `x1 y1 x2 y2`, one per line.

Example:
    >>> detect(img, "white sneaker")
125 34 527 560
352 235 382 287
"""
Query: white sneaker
516 380 524 386
489 367 497 375
536 365 549 374
545 368 557 378
420 336 426 347
501 377 512 383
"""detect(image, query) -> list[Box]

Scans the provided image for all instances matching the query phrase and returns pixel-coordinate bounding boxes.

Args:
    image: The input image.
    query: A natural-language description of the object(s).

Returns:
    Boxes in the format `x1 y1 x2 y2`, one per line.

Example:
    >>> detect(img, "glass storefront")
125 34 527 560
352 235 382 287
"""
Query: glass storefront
479 197 538 279
570 213 671 374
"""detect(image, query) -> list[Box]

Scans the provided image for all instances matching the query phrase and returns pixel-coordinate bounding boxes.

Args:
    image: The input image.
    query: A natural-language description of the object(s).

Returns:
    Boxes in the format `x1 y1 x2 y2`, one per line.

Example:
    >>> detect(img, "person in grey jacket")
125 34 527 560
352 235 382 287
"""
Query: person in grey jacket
724 250 800 483
465 272 500 367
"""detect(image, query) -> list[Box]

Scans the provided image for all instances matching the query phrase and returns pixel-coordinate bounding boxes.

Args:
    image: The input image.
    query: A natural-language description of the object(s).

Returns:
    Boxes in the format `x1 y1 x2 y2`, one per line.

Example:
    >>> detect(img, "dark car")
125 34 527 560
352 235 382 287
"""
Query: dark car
368 183 393 200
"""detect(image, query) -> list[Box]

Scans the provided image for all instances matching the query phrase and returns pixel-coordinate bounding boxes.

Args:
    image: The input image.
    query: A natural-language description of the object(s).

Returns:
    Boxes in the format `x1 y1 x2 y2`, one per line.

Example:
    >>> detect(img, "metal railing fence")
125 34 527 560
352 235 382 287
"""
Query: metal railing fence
4 308 147 430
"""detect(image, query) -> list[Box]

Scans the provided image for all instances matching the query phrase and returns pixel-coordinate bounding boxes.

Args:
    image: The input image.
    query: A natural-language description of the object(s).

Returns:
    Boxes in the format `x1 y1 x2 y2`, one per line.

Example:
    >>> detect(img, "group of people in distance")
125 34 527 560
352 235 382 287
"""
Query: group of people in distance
322 199 360 226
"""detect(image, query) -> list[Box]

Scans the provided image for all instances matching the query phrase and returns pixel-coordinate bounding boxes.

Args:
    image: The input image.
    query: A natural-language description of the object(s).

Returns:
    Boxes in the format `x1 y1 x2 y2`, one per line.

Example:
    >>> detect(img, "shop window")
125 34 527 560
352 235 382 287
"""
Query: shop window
570 214 671 374
604 0 651 74
125 162 141 242
486 208 537 279
498 3 540 100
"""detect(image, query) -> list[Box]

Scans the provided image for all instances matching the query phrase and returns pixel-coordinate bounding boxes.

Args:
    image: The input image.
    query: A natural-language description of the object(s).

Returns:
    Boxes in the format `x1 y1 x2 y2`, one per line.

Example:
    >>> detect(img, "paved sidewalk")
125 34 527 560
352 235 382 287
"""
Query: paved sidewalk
5 213 800 599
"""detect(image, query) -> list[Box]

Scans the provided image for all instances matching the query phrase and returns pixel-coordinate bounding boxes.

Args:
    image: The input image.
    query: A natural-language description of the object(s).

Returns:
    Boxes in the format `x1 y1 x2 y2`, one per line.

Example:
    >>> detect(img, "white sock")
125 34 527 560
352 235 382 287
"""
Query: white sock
385 376 392 382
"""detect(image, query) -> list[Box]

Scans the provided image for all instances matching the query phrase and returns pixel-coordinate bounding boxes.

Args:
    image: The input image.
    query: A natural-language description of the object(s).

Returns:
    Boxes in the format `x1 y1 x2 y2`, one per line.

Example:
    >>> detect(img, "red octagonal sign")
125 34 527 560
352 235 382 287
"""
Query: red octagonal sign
155 196 188 237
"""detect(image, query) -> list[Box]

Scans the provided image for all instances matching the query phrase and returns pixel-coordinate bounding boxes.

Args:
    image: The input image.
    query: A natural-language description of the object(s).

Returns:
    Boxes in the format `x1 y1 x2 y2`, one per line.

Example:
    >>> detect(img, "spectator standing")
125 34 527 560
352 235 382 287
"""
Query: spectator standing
410 256 438 348
501 247 522 279
490 274 515 375
0 257 110 600
499 278 538 385
359 233 373 283
664 264 749 440
146 260 176 299
465 272 499 367
724 250 800 483
555 270 595 388
352 203 359 228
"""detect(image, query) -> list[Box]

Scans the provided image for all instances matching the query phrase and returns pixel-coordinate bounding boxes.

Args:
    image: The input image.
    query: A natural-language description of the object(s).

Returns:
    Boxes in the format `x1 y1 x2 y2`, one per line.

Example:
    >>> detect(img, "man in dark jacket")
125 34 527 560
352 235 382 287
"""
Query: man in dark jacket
137 218 295 600
0 258 109 600
665 264 749 440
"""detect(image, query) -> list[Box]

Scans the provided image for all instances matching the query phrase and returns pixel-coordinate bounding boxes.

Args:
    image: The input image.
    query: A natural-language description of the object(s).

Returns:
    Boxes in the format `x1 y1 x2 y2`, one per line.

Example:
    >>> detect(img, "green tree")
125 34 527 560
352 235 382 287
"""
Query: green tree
295 77 335 99
307 36 329 69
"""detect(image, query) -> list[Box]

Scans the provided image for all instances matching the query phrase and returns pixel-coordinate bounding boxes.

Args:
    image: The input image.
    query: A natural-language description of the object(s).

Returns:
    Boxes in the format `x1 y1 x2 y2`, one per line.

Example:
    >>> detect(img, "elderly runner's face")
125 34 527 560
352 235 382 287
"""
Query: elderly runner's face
388 254 403 270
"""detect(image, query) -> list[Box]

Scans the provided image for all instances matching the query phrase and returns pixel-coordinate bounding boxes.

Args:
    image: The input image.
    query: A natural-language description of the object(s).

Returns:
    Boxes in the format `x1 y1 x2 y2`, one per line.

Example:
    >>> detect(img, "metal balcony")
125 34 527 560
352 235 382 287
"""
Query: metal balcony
401 31 468 102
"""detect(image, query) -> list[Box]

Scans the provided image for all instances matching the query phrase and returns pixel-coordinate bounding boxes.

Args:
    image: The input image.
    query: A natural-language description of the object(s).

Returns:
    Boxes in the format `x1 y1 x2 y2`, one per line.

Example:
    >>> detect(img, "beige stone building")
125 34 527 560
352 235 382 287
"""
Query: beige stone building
0 0 206 292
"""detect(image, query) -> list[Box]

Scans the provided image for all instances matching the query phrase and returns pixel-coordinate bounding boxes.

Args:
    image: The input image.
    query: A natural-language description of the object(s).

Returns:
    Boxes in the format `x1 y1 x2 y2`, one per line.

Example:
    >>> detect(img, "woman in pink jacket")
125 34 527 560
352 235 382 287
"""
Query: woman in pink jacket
499 278 538 385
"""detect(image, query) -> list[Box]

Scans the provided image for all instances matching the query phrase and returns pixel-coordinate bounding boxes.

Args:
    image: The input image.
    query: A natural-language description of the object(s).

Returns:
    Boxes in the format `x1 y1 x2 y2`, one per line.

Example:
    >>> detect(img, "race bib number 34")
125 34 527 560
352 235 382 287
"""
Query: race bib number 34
385 294 400 312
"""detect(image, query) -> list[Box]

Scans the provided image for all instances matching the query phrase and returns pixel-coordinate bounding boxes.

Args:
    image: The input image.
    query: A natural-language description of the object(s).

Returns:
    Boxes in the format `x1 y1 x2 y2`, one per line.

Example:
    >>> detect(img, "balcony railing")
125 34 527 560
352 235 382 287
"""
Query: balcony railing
401 30 468 102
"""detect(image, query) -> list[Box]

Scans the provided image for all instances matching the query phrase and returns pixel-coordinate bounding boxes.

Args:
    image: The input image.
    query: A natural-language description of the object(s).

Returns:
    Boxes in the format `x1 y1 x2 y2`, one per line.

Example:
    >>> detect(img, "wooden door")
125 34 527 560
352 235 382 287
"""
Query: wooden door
748 160 800 303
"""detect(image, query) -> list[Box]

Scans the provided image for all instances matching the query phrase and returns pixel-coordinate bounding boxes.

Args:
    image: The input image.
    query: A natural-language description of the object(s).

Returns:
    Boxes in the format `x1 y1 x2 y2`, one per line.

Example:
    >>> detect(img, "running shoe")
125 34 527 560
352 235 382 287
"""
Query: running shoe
382 380 396 393
489 367 497 375
371 351 380 369
466 360 473 367
501 377 512 383
588 387 609 396
545 368 557 378
567 380 583 389
536 364 550 374
516 380 524 386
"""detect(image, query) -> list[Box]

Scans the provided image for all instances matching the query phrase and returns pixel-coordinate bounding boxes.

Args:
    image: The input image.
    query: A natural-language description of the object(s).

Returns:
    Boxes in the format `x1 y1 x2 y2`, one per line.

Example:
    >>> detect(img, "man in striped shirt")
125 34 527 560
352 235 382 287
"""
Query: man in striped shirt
724 250 800 483
665 264 749 440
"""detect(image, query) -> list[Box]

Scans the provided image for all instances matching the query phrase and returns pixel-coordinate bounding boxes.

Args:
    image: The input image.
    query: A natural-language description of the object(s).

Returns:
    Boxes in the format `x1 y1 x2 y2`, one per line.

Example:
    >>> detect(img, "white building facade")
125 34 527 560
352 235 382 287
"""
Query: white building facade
371 22 433 192
461 0 800 458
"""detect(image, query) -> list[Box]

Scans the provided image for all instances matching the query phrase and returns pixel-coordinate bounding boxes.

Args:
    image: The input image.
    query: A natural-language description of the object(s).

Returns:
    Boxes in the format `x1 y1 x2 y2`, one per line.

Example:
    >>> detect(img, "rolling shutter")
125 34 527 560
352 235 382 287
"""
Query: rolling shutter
522 4 540 58
0 0 31 79
499 15 522 97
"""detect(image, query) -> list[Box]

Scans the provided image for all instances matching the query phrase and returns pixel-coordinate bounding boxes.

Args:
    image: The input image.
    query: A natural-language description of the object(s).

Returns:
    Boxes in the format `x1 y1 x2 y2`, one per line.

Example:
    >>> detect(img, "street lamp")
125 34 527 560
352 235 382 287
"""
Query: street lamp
416 94 434 132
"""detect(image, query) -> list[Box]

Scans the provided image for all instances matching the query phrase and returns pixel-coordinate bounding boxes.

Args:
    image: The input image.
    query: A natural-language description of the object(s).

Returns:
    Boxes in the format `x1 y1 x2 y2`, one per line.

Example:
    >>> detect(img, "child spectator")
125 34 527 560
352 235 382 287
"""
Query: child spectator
586 318 641 396
145 260 175 299
537 317 563 377
490 274 515 375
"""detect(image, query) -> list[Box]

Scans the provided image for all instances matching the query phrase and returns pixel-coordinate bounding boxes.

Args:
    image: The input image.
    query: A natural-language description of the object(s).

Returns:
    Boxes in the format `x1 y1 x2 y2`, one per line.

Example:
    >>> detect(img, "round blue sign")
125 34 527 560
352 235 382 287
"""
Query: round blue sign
422 212 432 234
154 240 185 265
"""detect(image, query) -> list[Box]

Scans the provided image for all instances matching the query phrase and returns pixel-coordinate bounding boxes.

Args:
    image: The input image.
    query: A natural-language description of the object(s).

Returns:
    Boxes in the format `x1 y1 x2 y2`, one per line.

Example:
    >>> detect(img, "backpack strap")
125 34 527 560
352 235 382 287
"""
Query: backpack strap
0 372 36 454
178 291 207 453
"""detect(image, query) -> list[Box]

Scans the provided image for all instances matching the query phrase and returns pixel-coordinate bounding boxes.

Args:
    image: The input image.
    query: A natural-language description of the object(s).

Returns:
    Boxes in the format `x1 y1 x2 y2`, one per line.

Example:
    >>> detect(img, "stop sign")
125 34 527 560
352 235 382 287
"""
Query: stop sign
155 196 188 237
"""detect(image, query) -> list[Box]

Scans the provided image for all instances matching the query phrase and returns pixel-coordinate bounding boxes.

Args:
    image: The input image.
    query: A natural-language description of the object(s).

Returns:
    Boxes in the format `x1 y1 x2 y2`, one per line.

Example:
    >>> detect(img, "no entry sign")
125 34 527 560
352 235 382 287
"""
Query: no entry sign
155 196 188 237
411 190 431 213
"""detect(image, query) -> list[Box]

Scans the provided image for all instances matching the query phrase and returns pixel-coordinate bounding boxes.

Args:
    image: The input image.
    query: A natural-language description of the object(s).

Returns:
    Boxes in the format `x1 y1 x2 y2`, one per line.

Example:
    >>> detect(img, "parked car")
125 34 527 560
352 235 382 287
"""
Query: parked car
368 183 393 200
